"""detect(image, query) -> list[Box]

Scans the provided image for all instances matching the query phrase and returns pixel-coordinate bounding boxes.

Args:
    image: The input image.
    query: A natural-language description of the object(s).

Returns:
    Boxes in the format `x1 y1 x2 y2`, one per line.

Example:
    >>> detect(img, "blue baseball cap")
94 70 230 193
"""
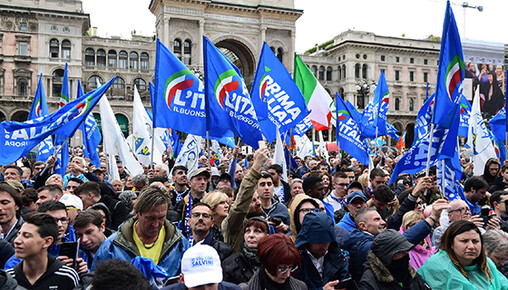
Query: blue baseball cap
347 191 367 204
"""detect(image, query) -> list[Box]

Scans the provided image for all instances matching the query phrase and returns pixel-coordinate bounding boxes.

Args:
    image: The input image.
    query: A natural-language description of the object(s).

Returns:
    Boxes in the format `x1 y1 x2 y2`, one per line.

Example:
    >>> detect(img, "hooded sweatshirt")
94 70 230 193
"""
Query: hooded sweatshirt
289 194 321 242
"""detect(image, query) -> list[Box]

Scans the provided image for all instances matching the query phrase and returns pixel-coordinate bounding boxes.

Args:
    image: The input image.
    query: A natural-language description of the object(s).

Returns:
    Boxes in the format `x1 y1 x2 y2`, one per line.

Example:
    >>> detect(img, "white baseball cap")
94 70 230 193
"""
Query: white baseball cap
59 194 83 210
181 244 222 288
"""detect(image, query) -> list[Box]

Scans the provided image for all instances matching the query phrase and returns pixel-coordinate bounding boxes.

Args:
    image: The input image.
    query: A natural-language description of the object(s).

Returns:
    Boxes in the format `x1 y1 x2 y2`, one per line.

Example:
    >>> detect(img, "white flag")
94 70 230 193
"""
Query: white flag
467 86 496 176
99 95 144 178
174 134 202 173
295 134 314 159
273 126 288 183
129 86 165 166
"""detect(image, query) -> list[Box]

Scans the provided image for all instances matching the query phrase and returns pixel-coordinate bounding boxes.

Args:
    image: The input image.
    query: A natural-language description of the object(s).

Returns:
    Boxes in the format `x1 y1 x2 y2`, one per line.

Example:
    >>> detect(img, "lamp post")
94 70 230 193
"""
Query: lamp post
355 80 375 110
461 2 483 38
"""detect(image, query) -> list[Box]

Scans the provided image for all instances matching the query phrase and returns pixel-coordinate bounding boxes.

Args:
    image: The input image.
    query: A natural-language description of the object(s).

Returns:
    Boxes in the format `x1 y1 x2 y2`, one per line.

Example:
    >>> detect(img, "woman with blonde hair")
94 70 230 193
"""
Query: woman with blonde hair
401 210 434 270
202 190 230 240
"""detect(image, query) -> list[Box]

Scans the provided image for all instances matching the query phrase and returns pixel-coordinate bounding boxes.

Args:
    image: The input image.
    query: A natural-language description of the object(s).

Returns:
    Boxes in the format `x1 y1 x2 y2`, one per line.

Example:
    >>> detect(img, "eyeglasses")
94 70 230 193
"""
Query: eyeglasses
299 208 319 213
190 212 212 219
449 207 471 214
54 217 69 224
334 183 349 187
278 265 298 274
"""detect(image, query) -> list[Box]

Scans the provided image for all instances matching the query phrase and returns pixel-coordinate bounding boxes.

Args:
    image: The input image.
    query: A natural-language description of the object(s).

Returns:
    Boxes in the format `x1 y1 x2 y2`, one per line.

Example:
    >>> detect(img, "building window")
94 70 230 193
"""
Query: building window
87 75 103 90
363 54 367 60
395 98 400 110
18 41 28 56
311 66 317 77
409 98 415 111
50 39 59 58
424 59 428 65
108 50 117 67
85 48 95 66
381 55 385 61
396 56 400 63
18 78 28 96
51 25 58 32
97 49 106 67
140 52 149 70
61 40 71 59
183 40 192 65
423 72 428 83
355 63 361 78
63 27 70 33
52 69 64 97
342 65 346 79
318 66 325 81
119 51 128 69
133 78 147 91
410 58 414 64
395 70 400 81
356 54 360 59
20 23 28 31
357 95 365 109
130 51 138 69
326 66 332 81
409 71 415 82
338 66 341 80
277 47 283 62
113 77 125 89
362 64 368 79
174 39 182 56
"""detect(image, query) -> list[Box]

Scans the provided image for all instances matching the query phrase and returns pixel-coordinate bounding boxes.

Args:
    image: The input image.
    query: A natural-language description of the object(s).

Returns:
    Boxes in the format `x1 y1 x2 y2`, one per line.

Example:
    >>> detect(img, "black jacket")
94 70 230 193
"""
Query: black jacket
222 250 261 285
358 252 430 290
6 255 79 290
98 194 130 230
198 231 233 262
3 217 23 246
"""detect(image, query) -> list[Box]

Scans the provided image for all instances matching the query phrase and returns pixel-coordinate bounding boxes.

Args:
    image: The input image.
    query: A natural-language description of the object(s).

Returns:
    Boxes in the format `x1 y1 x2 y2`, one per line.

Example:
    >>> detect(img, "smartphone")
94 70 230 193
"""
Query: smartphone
59 241 79 269
258 140 267 149
164 276 181 286
335 277 354 289
270 217 282 226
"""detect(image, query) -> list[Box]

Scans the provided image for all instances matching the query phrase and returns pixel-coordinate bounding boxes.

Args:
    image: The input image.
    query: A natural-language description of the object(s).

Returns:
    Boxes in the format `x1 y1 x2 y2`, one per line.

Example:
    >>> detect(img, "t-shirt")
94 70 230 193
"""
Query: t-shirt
133 221 165 265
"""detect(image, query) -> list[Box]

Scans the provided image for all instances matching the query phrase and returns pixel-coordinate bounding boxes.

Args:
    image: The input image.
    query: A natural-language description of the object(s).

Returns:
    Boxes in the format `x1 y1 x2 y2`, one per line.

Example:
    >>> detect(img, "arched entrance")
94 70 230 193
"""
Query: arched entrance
11 111 29 122
215 38 256 86
0 111 6 122
405 123 415 148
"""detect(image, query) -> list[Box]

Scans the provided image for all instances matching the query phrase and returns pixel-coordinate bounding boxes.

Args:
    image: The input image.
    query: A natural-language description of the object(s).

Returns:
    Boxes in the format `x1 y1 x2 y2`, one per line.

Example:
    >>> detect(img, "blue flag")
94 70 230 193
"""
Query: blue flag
345 99 363 125
54 63 70 176
169 129 182 159
250 42 309 142
153 39 207 136
0 78 115 165
293 118 313 137
432 1 465 128
436 155 471 207
492 133 506 165
360 71 390 139
28 74 54 162
458 94 471 137
78 80 101 167
386 123 399 139
413 94 435 146
489 107 506 142
203 36 263 148
389 104 460 185
335 93 370 166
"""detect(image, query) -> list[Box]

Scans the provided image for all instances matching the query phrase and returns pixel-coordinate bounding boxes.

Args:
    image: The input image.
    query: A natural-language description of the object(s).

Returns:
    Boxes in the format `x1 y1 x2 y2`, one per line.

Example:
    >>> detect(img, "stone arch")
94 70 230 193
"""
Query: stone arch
392 122 403 135
212 35 257 82
11 110 29 122
269 39 287 52
0 111 6 122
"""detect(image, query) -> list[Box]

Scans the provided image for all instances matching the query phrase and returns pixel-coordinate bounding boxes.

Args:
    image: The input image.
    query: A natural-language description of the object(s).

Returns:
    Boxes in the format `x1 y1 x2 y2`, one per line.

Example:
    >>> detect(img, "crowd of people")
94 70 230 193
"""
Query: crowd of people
0 144 508 290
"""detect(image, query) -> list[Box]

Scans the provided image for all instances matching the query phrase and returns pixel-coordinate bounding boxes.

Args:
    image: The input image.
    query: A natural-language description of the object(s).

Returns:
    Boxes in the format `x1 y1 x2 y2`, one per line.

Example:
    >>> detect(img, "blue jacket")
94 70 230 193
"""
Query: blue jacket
337 212 356 231
92 217 189 277
343 219 432 282
295 212 351 289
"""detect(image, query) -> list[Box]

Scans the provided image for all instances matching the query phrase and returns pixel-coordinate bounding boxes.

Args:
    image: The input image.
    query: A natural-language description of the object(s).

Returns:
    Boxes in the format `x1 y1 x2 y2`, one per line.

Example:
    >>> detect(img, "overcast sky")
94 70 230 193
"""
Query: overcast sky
82 0 507 53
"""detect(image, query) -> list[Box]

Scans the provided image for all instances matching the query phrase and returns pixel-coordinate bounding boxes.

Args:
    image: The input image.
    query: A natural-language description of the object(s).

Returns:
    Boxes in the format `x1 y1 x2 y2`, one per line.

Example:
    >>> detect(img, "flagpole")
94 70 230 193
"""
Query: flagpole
441 159 445 198
424 123 435 178
40 138 70 176
150 123 155 168
206 130 211 167
505 69 508 150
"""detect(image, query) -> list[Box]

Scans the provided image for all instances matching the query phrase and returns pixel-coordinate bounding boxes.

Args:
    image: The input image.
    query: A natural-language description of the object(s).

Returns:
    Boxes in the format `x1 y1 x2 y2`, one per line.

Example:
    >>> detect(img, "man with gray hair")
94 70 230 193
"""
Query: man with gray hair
132 173 149 191
92 186 189 276
154 164 169 178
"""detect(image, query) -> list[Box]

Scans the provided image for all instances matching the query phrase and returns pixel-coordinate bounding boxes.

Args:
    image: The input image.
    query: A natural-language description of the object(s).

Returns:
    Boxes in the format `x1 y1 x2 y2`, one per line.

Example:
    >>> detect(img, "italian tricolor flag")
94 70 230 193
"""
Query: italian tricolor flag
294 54 333 131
